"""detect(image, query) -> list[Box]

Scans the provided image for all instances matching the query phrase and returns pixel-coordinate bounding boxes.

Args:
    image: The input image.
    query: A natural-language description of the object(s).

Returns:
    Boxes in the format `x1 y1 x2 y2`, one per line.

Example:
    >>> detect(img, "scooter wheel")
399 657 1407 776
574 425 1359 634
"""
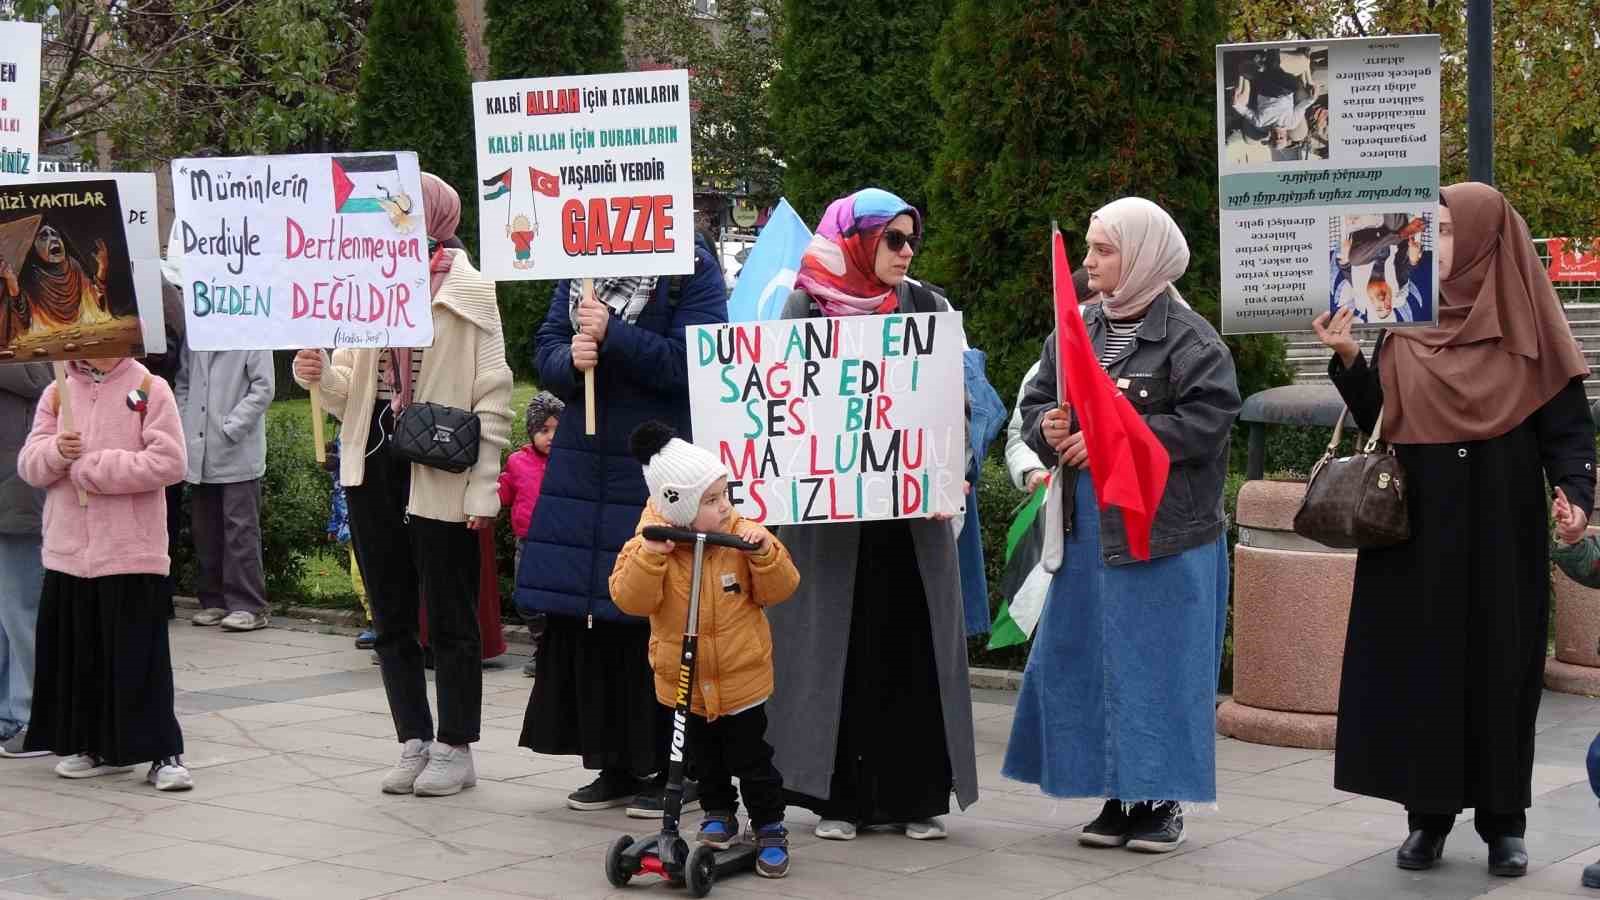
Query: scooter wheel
604 835 635 888
685 844 717 898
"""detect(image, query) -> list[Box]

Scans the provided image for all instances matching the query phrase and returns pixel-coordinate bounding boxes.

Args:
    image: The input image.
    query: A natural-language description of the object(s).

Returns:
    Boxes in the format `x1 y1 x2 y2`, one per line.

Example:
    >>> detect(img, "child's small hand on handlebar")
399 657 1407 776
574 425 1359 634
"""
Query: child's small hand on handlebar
733 520 767 551
643 536 676 555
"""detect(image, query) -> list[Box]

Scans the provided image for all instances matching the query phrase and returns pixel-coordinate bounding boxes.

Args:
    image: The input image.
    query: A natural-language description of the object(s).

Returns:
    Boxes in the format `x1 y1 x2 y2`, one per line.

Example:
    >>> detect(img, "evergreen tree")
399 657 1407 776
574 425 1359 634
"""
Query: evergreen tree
352 0 479 255
920 0 1289 404
768 0 951 223
486 0 625 79
485 0 627 375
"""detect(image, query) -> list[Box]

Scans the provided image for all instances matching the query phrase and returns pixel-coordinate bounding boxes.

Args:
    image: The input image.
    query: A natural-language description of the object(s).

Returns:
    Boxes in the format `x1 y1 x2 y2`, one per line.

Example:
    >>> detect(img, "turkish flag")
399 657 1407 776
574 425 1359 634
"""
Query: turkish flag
1052 224 1170 560
529 167 561 199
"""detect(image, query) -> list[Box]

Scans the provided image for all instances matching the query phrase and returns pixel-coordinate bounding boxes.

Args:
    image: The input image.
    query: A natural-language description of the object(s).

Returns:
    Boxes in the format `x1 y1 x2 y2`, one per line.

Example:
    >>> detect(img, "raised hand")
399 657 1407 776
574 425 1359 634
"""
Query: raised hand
1312 308 1360 367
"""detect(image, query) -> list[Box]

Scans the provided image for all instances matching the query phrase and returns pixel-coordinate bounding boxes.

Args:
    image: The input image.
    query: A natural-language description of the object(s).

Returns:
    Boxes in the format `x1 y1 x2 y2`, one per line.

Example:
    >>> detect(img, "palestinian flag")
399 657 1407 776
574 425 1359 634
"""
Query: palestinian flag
987 483 1052 650
482 168 512 200
331 155 403 214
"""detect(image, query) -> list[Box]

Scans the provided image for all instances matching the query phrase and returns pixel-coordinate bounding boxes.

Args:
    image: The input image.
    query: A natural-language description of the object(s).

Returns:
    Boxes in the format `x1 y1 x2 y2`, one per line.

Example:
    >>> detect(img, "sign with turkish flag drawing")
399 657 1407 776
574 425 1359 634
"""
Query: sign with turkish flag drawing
470 69 695 282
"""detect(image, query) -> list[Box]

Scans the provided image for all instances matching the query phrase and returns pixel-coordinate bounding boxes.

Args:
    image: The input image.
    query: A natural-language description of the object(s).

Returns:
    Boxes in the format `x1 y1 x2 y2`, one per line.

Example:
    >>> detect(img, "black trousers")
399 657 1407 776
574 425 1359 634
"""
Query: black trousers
1408 809 1526 841
346 403 482 746
685 703 784 828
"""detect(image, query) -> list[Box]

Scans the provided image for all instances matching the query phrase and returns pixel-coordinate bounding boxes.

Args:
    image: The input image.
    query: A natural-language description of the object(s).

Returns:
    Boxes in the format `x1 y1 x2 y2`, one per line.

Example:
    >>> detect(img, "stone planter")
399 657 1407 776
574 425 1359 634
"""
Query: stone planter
1546 523 1600 696
1215 480 1355 750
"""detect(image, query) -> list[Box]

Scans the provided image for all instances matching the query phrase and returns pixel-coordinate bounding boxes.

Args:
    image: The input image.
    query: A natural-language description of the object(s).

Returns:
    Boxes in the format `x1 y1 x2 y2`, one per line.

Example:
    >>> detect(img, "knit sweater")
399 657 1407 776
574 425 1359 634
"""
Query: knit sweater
18 359 187 578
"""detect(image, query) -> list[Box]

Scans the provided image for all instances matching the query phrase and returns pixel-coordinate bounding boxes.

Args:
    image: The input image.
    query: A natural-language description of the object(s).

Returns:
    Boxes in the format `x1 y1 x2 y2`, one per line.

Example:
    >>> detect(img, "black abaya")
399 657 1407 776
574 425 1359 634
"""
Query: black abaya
1330 346 1595 821
519 615 665 776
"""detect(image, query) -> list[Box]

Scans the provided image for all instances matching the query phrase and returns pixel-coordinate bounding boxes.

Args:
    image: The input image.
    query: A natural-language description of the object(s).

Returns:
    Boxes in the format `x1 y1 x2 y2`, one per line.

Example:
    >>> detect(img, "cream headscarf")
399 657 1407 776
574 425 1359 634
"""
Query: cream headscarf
1090 198 1191 320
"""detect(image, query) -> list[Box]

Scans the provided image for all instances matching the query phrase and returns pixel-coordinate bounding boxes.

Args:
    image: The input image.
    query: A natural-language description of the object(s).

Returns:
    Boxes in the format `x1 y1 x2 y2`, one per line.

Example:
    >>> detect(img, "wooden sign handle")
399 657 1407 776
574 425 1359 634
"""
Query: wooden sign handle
310 383 327 464
52 363 88 507
582 277 597 436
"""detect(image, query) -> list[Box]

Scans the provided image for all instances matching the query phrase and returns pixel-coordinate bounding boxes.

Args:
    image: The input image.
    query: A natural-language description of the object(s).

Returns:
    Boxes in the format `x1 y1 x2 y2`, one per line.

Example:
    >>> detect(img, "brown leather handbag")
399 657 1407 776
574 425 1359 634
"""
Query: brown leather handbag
1292 406 1411 549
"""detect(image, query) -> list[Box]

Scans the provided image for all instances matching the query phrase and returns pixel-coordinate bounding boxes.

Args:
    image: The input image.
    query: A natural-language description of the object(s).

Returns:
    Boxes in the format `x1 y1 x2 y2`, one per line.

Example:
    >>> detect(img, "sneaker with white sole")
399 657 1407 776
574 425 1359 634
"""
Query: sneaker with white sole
814 819 857 841
412 743 476 797
147 757 193 791
220 611 269 632
904 818 947 840
191 608 226 626
55 754 133 779
1126 801 1185 853
0 729 48 759
381 739 432 794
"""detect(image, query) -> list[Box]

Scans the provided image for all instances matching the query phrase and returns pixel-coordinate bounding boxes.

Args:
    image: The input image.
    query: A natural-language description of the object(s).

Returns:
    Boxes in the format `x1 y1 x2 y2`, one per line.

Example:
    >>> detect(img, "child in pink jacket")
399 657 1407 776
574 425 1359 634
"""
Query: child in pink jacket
17 357 191 790
499 391 562 676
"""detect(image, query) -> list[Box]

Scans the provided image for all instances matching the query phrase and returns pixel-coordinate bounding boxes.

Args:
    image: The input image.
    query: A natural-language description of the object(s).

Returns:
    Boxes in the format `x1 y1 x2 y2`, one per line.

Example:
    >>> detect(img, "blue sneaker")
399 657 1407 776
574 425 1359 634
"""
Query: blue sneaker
755 823 789 879
355 629 376 650
697 812 739 849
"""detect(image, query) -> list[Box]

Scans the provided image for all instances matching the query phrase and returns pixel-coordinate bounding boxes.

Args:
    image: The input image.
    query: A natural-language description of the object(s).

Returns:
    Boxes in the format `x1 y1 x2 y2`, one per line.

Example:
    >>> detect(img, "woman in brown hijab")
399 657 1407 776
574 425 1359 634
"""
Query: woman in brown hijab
1313 183 1594 878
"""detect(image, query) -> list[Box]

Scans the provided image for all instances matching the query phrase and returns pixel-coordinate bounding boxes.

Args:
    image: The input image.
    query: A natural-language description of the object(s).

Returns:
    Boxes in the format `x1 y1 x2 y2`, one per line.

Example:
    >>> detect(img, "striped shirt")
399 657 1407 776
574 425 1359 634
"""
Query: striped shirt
375 348 425 402
1099 317 1143 368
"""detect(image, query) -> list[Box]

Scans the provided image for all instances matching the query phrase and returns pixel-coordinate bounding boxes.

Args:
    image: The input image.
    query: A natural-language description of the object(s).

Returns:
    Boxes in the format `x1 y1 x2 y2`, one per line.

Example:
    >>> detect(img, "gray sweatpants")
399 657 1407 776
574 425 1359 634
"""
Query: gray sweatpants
191 479 268 616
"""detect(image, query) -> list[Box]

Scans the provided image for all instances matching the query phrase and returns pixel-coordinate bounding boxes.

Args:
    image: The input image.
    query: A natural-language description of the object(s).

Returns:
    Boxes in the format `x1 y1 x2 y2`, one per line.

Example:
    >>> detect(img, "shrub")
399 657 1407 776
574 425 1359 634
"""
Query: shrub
260 413 334 601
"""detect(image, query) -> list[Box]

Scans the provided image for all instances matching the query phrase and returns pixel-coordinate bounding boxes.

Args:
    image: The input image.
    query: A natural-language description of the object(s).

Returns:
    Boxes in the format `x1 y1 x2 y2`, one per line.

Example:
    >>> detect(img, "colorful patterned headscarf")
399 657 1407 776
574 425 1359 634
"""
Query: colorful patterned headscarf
795 188 922 317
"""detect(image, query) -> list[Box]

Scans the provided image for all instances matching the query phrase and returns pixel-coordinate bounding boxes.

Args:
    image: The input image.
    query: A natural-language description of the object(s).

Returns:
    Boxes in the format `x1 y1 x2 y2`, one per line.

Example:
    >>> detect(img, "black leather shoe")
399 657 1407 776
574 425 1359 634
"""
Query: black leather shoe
1487 836 1528 877
1396 830 1446 870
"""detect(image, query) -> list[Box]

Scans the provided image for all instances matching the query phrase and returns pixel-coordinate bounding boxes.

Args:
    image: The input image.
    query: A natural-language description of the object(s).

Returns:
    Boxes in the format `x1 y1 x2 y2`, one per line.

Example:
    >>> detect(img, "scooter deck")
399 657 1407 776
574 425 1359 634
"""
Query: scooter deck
622 833 759 877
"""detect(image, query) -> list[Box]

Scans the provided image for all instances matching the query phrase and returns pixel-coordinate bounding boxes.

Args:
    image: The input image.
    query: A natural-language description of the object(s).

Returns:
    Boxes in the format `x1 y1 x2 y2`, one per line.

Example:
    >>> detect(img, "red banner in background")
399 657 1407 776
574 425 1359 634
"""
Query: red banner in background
1548 239 1600 283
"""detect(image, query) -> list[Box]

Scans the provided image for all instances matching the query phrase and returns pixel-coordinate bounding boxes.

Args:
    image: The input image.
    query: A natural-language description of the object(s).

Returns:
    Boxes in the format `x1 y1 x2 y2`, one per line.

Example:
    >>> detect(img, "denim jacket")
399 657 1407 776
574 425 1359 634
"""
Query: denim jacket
1019 291 1241 565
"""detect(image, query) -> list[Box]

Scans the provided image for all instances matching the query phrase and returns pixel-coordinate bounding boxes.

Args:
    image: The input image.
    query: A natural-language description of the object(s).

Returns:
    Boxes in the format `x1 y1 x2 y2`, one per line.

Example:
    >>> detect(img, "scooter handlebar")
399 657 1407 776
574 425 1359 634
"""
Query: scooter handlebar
641 526 760 552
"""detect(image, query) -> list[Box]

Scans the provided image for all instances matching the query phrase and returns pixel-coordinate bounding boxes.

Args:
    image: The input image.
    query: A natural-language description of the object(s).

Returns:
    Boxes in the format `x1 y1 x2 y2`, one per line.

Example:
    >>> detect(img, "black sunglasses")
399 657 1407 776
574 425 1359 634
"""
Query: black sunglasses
882 228 921 253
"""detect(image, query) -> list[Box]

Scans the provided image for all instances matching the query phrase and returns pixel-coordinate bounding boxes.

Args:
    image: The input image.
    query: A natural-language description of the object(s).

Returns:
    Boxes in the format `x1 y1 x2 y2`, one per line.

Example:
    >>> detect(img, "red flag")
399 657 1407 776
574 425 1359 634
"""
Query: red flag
529 167 561 199
1052 224 1170 560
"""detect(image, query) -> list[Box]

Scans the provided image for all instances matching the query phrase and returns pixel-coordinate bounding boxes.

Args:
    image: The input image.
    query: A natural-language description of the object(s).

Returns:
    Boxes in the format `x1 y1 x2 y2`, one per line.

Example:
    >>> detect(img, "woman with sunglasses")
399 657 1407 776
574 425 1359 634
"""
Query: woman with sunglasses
764 188 979 842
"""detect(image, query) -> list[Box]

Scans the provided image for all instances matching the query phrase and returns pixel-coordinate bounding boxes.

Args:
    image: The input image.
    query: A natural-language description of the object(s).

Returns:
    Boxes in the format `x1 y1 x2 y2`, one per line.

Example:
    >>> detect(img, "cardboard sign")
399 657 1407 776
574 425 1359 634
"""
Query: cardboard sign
33 172 164 356
169 152 433 351
1549 239 1600 284
0 179 144 363
1215 35 1442 334
471 69 695 281
686 312 968 526
0 21 41 184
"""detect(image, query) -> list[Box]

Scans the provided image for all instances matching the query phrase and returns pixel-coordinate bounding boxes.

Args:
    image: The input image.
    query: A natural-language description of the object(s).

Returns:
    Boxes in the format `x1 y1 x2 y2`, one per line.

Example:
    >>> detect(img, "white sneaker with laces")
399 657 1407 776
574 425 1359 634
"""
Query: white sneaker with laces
219 611 269 632
54 754 133 779
413 743 476 797
381 739 432 794
815 819 857 841
905 818 947 840
147 758 193 792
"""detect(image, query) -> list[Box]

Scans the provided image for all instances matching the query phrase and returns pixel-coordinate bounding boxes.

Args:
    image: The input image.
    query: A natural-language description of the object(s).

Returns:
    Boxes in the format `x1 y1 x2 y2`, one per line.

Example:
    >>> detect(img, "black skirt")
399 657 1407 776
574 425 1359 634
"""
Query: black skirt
25 571 184 765
786 521 953 825
520 615 665 776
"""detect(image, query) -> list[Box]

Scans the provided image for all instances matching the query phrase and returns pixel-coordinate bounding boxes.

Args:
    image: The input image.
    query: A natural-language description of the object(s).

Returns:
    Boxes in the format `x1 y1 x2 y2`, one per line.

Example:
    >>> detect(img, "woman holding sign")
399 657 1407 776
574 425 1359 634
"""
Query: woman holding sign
292 173 513 799
1312 184 1594 877
515 234 728 817
764 188 979 841
1008 198 1240 854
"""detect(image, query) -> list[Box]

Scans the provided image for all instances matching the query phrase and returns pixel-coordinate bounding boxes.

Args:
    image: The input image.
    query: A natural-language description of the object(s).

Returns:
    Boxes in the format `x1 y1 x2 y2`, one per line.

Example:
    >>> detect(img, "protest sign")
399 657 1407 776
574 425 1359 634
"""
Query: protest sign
470 70 695 282
686 312 967 526
0 179 142 363
0 21 41 184
169 151 432 351
1548 239 1600 284
1215 35 1441 334
35 171 164 356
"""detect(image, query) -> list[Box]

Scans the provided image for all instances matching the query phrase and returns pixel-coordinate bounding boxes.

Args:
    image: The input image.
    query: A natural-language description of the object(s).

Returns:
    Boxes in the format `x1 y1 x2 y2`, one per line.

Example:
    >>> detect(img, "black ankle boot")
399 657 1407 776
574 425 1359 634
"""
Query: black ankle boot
1396 829 1447 870
1487 835 1527 877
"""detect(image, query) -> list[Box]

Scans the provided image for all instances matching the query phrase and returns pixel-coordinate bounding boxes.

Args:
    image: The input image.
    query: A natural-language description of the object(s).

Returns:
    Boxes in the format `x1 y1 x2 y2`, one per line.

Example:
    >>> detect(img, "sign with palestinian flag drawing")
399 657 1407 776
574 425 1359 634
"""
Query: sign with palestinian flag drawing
470 69 695 282
169 151 433 351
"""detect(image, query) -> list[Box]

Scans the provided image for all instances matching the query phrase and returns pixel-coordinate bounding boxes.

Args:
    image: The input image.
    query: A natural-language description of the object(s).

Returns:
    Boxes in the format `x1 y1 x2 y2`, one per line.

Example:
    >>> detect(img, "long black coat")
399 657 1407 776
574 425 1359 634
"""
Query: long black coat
1330 339 1596 814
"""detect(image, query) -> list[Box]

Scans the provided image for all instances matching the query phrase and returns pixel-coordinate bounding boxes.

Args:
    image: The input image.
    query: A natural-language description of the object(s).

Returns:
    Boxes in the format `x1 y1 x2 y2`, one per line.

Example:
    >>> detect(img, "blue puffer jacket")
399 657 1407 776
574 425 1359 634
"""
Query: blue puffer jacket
515 241 728 624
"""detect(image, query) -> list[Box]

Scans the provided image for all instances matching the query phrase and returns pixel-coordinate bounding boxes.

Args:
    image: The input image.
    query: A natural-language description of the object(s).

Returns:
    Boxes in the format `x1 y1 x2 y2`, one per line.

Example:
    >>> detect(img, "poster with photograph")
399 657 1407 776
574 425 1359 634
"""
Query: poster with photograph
0 20 42 184
1216 35 1441 334
169 151 433 351
34 171 164 355
0 179 144 363
686 312 967 526
470 69 695 282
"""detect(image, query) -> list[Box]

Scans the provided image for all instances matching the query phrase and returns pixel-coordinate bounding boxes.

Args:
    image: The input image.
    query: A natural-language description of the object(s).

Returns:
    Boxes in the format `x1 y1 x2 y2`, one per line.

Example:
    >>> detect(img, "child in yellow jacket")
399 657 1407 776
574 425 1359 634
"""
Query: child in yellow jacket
611 422 800 879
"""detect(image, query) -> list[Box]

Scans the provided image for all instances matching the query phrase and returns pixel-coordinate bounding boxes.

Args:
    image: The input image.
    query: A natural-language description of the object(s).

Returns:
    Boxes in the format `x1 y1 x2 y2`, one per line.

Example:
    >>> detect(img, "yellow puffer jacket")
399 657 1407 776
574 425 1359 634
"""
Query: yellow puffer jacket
610 504 800 719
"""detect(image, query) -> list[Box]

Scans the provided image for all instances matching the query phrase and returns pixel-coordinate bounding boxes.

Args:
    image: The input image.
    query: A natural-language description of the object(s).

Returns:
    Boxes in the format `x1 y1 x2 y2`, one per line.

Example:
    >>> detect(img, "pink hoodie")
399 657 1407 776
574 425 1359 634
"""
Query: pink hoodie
18 359 187 579
497 445 548 539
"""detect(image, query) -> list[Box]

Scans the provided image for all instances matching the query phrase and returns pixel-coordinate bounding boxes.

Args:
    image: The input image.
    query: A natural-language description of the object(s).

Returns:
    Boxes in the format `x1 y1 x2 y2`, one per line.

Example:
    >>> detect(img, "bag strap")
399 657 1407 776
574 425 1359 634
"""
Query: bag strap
1327 405 1388 455
1364 406 1386 453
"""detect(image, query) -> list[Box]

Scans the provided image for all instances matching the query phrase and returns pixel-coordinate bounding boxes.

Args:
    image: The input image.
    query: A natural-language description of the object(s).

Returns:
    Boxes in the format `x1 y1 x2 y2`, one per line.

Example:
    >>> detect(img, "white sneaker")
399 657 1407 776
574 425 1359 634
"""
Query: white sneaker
380 739 432 794
147 758 193 792
905 818 947 840
191 609 226 626
413 743 476 797
54 754 133 779
0 728 48 759
220 611 269 632
815 819 857 841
